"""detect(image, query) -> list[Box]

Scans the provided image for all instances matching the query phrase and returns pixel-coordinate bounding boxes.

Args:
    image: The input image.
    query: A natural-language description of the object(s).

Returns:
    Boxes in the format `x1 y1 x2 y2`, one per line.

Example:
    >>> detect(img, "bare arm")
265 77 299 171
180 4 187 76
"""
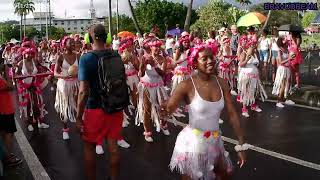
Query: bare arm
218 77 245 144
76 80 90 131
54 54 67 79
238 52 250 67
165 80 189 114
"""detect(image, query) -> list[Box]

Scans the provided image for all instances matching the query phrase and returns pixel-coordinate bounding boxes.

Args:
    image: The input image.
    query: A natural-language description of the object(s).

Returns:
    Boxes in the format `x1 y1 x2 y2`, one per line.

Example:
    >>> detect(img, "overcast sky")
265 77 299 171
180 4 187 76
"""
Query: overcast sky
0 0 314 22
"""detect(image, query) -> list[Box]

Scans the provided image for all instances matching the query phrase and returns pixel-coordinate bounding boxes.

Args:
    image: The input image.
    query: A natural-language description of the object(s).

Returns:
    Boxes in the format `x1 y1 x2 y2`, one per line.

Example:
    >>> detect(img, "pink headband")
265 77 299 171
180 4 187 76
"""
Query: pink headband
187 43 218 67
118 38 134 53
148 39 163 47
22 48 36 56
61 36 72 49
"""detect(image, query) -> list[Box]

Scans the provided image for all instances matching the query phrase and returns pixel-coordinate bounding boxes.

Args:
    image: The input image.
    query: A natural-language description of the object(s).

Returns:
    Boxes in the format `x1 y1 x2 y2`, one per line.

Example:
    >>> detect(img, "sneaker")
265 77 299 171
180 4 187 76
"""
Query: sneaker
161 128 170 136
27 125 34 132
117 140 130 148
242 111 250 118
219 119 224 124
38 123 50 129
276 102 285 108
50 87 55 91
285 100 295 105
230 90 238 96
62 132 70 140
253 107 262 112
96 145 104 155
144 136 153 143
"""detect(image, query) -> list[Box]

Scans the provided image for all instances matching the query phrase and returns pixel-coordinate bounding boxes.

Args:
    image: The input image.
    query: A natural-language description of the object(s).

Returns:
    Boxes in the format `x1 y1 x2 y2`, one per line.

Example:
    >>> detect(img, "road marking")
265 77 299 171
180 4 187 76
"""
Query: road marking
264 99 320 111
14 119 51 180
167 118 320 171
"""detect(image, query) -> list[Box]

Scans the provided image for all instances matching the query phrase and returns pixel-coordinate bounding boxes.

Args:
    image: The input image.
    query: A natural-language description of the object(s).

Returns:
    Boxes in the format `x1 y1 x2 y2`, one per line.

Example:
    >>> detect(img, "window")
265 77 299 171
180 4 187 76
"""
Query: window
81 20 84 24
54 22 58 26
81 27 84 30
61 21 64 25
68 21 70 25
67 28 71 30
74 20 77 24
74 27 77 30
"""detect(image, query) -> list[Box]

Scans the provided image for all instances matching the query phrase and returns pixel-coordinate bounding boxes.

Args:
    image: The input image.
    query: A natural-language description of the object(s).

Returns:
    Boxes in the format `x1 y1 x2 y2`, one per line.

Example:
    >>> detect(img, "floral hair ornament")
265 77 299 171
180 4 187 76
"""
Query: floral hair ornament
61 36 72 49
222 37 231 44
148 39 163 47
187 43 218 68
22 48 36 56
118 37 134 53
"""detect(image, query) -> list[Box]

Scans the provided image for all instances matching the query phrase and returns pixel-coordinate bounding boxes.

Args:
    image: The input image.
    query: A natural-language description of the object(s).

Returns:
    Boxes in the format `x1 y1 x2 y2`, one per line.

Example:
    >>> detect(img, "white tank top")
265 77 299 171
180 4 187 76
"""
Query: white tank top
61 57 78 76
21 60 38 84
188 76 224 131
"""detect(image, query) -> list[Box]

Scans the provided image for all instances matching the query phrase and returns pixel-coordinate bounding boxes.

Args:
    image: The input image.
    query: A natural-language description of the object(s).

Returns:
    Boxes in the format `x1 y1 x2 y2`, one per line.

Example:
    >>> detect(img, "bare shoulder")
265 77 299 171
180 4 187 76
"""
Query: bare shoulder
216 76 229 91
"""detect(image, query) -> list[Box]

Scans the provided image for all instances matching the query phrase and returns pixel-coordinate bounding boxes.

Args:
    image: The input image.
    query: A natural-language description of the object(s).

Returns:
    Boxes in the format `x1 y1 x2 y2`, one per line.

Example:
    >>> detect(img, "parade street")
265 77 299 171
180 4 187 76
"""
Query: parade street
7 84 320 180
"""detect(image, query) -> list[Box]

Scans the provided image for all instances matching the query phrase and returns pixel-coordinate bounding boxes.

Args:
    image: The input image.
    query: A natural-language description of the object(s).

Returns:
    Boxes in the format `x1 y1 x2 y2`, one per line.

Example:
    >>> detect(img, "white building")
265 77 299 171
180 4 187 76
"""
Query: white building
23 12 105 34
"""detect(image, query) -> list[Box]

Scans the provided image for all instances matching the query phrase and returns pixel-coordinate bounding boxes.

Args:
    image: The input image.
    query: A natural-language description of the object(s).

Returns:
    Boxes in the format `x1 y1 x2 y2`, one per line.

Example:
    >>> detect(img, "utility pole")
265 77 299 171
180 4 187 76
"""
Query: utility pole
116 0 119 33
45 0 48 40
48 0 51 34
108 0 113 37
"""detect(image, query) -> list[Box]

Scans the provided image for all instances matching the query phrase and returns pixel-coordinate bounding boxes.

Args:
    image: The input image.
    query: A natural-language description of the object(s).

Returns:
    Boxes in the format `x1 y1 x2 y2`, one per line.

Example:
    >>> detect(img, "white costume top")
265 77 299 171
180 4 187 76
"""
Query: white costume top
21 60 38 84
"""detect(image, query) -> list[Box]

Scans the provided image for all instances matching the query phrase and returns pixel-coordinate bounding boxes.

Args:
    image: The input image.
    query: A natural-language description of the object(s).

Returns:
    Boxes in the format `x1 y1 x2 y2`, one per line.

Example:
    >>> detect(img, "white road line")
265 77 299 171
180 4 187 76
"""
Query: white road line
167 118 320 171
14 119 51 180
264 99 320 111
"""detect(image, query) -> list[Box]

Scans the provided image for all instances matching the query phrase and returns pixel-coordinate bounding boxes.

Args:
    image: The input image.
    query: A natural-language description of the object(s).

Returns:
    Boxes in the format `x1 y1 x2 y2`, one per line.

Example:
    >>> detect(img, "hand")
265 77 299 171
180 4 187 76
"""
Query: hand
237 151 247 168
76 117 84 134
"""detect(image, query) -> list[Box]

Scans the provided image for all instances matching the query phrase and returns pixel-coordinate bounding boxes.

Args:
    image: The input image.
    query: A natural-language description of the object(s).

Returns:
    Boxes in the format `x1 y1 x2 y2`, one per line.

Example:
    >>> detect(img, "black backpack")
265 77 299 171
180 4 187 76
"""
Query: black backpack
91 50 130 114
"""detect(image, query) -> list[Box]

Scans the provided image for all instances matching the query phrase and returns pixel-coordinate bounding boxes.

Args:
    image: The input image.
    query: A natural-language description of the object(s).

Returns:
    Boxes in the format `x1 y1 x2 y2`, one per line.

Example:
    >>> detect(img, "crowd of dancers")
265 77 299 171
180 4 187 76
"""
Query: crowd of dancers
0 24 303 179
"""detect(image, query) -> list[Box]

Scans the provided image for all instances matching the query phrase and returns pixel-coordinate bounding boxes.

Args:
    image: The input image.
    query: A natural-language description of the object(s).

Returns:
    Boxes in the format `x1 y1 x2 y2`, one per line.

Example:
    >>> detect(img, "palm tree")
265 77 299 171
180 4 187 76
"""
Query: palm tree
184 0 194 32
13 0 35 40
127 0 141 35
13 0 24 41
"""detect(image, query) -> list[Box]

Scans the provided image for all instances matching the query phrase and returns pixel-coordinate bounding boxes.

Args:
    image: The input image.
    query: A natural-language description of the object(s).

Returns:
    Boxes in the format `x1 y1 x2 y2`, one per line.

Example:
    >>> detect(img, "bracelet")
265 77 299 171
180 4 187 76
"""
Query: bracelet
234 143 252 152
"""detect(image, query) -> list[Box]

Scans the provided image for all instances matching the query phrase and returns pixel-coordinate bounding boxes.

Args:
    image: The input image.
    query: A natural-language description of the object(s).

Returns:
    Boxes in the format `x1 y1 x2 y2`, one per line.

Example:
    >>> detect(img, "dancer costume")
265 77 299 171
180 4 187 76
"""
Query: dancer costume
135 55 168 132
272 50 291 98
170 76 232 180
125 61 139 92
218 51 236 90
237 54 267 106
55 58 79 122
17 60 46 122
171 51 191 94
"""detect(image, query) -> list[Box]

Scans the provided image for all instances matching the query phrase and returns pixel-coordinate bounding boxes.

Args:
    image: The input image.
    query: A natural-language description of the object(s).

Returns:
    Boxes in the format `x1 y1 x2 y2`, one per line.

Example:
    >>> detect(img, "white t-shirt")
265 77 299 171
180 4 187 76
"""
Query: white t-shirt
112 39 120 50
259 38 271 51
165 38 175 50
271 37 279 51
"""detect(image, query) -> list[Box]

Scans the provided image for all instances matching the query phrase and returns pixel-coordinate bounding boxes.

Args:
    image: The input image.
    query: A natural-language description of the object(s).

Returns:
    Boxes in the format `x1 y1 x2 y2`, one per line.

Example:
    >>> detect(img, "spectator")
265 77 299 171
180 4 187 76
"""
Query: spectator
112 35 120 52
270 29 279 82
258 29 271 82
0 64 22 167
165 34 175 57
76 24 122 180
230 25 240 56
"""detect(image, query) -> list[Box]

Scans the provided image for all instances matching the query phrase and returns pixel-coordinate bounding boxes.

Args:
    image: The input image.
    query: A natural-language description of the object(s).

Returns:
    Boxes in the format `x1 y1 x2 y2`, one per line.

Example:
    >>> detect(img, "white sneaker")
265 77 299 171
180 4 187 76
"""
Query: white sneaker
122 119 130 128
285 100 295 105
117 140 130 148
219 119 224 124
161 128 170 136
50 87 55 91
276 102 285 108
96 145 104 154
62 132 70 140
230 90 238 96
38 123 50 129
253 107 262 112
144 136 153 143
242 112 250 118
27 125 34 132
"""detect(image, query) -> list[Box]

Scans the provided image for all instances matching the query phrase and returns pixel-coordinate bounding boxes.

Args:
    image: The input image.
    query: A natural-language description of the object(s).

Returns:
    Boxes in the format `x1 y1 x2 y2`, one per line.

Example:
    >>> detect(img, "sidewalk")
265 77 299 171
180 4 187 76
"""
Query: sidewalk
2 138 33 180
264 84 320 108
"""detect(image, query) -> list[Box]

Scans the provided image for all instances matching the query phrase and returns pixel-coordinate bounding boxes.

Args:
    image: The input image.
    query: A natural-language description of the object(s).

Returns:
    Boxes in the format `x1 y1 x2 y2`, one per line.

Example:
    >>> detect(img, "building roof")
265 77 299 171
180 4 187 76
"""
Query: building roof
53 17 105 21
311 12 320 25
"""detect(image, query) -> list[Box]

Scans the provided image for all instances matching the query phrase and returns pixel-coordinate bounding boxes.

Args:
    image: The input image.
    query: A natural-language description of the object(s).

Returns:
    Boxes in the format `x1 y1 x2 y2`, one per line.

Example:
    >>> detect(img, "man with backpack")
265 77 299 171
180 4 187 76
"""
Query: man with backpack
76 24 129 180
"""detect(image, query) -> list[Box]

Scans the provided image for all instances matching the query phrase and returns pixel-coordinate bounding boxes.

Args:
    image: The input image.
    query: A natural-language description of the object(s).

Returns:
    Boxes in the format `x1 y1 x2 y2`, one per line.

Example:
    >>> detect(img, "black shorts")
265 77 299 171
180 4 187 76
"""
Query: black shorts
0 114 17 134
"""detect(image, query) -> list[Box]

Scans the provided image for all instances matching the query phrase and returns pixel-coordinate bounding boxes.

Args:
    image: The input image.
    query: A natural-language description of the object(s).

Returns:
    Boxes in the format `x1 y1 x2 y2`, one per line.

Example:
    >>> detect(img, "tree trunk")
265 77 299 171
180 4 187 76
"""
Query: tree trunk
20 15 23 41
127 0 141 35
23 14 26 38
259 0 275 36
184 0 194 32
116 0 119 33
108 0 113 37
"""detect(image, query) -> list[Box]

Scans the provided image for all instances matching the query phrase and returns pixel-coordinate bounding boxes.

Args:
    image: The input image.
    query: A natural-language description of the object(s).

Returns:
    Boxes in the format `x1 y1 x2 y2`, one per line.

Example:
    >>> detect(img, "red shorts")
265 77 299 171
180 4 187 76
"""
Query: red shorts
82 109 123 144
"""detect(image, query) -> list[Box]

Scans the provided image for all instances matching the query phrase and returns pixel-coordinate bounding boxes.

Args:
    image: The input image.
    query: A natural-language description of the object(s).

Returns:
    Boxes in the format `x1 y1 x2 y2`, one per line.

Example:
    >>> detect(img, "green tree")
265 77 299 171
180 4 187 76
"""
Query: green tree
134 0 198 37
0 24 20 44
302 11 317 28
25 27 39 38
190 0 233 34
105 14 136 35
13 0 35 40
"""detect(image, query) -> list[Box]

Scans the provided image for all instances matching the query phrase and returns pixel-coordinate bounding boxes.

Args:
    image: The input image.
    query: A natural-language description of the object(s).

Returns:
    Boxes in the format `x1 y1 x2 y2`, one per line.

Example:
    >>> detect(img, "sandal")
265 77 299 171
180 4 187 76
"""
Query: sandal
3 153 23 167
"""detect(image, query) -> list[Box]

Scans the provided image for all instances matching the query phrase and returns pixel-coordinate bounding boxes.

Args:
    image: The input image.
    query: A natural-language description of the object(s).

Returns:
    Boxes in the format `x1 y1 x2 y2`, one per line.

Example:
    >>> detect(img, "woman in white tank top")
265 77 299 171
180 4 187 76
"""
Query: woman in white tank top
162 44 247 180
54 37 80 140
16 47 49 132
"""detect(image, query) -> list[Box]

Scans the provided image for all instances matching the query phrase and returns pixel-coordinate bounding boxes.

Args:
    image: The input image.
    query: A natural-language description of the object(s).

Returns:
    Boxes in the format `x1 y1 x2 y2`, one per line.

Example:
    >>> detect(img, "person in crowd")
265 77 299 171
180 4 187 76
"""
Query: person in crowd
77 24 122 180
15 46 50 131
54 37 80 140
0 64 23 167
288 32 302 89
258 29 271 83
206 30 218 46
238 36 267 118
230 25 240 56
272 37 295 108
112 35 120 52
162 43 247 180
135 38 171 142
165 34 175 57
270 29 279 83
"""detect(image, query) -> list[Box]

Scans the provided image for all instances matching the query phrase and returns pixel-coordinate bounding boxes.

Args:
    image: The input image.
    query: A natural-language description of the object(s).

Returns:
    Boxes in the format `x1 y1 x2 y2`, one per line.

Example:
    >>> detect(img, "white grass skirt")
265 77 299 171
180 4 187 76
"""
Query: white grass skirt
272 66 291 98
